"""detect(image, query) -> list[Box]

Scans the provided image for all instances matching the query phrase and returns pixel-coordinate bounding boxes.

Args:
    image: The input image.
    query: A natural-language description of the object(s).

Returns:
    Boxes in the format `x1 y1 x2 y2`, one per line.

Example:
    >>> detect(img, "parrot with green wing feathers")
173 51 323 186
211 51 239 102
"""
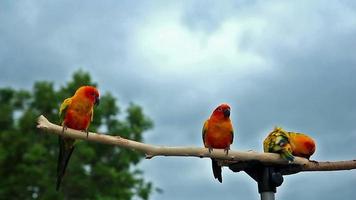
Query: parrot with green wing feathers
202 104 234 183
56 86 100 190
263 127 316 162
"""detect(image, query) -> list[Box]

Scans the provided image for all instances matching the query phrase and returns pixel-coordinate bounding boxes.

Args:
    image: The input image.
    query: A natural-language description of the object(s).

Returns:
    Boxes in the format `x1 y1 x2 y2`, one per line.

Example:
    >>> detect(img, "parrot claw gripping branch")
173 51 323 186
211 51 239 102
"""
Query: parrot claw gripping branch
37 115 356 199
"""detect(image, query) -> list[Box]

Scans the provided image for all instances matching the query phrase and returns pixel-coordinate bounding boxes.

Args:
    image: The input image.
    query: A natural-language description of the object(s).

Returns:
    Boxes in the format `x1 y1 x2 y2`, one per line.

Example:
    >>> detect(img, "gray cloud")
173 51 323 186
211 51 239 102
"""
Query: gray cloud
1 1 355 200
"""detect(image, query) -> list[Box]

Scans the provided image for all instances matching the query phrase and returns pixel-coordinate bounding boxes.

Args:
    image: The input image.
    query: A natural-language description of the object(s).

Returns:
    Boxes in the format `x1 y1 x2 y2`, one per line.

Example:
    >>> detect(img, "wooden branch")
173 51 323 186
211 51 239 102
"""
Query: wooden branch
37 115 356 173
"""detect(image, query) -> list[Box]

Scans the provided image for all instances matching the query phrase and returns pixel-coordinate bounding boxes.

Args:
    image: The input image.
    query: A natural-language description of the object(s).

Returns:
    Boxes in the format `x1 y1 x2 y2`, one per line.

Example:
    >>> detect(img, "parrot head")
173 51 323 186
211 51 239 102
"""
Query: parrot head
76 86 100 106
211 103 231 119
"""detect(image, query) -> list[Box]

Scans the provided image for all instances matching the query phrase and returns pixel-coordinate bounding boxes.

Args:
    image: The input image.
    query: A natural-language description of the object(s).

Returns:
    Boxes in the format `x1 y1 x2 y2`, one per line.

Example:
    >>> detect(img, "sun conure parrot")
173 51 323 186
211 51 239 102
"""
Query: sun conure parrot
263 127 316 162
56 86 100 191
202 104 234 183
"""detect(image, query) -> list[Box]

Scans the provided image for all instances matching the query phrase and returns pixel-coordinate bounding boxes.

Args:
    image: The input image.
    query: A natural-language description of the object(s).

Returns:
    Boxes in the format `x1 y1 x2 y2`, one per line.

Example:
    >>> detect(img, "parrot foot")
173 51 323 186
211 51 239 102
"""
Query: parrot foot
309 160 319 164
61 125 67 135
224 147 230 155
208 147 213 153
80 129 89 138
85 129 89 138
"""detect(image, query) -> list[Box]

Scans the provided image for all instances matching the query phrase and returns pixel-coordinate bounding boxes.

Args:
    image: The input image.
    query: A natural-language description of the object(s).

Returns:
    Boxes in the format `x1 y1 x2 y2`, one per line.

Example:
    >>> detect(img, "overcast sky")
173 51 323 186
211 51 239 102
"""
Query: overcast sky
1 1 356 200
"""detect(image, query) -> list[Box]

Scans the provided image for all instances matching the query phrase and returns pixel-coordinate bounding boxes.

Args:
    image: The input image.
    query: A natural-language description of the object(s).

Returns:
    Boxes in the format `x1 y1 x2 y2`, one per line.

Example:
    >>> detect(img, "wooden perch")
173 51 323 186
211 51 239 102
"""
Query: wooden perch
37 115 356 173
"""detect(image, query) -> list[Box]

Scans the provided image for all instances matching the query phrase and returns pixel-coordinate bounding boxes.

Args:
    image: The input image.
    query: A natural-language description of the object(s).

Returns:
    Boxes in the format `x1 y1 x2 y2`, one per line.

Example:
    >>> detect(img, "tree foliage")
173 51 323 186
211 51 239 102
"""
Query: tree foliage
0 70 154 200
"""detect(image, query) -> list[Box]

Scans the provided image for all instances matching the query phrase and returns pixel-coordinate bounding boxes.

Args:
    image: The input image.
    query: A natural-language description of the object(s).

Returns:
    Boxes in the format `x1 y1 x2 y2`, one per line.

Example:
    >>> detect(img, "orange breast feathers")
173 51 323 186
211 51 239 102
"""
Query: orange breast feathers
60 86 100 131
63 108 92 130
289 132 316 159
203 104 234 149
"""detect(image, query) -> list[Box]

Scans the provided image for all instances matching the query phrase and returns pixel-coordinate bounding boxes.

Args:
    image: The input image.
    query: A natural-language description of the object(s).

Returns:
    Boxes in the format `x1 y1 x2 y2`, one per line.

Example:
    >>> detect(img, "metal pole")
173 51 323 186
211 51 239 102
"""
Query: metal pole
258 167 283 200
258 167 275 200
228 162 283 200
261 192 275 200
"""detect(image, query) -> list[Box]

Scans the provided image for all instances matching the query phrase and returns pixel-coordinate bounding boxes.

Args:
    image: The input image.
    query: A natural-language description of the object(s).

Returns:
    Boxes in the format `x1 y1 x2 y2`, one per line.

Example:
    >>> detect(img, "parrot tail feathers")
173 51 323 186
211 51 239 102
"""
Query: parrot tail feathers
211 159 222 183
56 136 75 191
281 150 295 162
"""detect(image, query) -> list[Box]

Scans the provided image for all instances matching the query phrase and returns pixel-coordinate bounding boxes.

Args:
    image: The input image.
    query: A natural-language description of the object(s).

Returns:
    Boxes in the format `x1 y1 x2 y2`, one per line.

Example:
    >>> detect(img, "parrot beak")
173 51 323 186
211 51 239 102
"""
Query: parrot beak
223 109 230 118
95 97 100 106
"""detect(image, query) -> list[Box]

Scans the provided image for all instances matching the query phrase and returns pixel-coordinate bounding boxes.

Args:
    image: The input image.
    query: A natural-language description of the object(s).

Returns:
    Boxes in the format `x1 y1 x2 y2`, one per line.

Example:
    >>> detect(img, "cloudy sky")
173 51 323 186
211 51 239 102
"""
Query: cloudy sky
1 0 356 199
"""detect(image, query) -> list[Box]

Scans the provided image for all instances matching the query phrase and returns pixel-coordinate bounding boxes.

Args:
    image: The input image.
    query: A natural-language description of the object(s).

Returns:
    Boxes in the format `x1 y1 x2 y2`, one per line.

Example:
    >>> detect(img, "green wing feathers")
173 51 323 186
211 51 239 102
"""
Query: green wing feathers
59 98 72 123
280 149 294 162
90 106 94 122
57 97 73 190
263 127 294 162
202 120 209 145
230 127 234 145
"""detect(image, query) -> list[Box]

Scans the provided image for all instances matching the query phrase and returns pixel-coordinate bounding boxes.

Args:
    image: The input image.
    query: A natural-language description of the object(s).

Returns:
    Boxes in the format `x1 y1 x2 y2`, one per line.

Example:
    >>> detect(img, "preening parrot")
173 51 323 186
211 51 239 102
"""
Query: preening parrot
263 127 316 162
202 104 234 183
56 86 100 190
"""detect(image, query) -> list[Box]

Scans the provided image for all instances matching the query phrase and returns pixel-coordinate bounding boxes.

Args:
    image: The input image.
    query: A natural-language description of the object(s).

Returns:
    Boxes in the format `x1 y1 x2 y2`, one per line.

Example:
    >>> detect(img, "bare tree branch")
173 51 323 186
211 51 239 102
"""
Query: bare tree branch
37 115 356 173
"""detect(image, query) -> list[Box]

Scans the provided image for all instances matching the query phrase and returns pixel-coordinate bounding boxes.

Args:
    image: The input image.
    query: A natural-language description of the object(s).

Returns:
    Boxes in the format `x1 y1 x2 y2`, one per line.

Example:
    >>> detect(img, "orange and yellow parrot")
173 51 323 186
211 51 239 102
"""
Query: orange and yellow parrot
56 86 100 190
202 104 234 183
263 127 316 162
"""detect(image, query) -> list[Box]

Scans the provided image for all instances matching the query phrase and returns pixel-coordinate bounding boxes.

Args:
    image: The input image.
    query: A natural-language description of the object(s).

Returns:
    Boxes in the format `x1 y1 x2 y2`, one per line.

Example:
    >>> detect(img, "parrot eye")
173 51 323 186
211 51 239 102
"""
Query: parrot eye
88 90 97 98
217 108 223 111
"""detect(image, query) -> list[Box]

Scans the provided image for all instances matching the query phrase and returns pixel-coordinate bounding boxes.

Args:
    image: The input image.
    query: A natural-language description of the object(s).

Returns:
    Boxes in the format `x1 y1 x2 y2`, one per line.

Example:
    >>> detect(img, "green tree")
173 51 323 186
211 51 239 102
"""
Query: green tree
0 70 154 200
